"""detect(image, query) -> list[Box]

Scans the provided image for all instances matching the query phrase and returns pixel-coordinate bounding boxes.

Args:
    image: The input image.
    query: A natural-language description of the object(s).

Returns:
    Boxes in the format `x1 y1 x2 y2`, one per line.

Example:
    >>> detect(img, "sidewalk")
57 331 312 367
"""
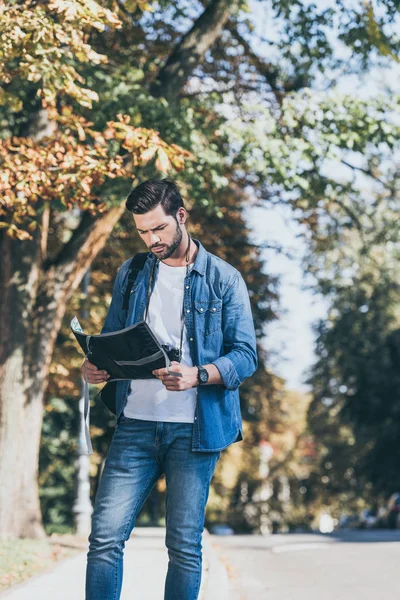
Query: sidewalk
0 528 228 600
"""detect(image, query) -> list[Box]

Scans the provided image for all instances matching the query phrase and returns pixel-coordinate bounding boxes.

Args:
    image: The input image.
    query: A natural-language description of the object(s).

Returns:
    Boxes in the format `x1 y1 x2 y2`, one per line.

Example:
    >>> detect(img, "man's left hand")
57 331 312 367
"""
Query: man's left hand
152 361 198 391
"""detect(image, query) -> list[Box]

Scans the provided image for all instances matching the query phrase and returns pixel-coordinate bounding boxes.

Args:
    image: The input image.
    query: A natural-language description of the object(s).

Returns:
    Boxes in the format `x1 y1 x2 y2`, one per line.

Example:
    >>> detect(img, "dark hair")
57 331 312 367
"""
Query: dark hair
125 178 184 216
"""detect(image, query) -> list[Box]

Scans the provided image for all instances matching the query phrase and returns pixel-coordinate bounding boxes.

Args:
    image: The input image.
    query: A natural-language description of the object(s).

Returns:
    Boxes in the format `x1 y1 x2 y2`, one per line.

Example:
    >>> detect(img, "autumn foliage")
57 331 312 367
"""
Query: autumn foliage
0 109 192 239
0 0 192 240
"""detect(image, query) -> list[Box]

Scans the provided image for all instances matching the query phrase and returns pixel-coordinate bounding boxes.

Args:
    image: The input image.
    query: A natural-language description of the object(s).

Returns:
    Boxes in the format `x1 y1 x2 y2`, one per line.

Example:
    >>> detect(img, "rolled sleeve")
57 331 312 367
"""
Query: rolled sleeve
212 272 258 391
212 355 241 391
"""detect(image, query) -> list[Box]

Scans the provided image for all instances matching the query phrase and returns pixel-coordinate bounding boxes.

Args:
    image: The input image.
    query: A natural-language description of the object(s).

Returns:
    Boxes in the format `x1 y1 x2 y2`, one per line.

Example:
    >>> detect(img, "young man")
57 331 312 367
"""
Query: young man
84 178 257 600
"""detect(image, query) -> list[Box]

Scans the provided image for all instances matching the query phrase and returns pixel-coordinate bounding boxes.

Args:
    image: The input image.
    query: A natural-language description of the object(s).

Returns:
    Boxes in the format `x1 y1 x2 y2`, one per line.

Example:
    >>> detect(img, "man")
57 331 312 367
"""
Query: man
84 178 257 600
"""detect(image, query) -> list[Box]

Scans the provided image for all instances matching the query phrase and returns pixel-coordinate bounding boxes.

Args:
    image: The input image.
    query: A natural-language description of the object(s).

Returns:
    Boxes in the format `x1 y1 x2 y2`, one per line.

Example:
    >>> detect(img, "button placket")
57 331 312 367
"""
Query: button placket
184 272 196 361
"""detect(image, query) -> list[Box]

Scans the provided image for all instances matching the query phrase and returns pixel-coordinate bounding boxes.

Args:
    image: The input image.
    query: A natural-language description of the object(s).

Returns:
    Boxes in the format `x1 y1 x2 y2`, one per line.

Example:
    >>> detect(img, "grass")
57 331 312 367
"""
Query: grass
0 535 85 592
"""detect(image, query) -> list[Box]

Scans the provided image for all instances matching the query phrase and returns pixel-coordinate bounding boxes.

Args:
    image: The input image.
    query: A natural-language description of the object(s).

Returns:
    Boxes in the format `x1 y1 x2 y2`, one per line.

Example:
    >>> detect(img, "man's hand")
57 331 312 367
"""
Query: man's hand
81 359 110 384
152 361 198 391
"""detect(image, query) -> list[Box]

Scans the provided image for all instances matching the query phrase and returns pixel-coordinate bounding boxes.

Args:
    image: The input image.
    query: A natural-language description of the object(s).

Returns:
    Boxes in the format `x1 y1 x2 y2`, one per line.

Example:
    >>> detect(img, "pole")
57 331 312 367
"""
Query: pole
73 269 93 535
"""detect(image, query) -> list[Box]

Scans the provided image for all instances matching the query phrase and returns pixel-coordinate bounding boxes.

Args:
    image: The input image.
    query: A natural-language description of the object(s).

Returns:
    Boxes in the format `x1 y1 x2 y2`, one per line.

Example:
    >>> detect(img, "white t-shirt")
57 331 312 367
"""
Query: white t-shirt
123 261 197 422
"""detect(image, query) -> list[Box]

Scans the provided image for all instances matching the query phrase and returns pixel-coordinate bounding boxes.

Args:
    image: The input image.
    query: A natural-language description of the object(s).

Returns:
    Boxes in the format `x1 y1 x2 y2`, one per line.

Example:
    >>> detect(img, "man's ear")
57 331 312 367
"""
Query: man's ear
177 208 186 224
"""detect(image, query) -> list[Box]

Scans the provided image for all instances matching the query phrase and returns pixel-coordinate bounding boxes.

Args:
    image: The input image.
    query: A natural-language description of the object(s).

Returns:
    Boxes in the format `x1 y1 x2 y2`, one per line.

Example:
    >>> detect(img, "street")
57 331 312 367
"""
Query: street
211 529 400 600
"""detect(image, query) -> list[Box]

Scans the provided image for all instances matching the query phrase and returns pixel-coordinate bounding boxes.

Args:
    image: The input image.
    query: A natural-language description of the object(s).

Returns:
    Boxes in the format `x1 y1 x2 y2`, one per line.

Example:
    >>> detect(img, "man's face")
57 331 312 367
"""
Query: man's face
133 204 183 260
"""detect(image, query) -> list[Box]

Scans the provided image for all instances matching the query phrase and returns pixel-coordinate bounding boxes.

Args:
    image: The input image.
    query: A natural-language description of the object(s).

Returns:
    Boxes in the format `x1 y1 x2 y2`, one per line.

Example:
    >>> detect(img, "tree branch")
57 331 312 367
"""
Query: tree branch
229 29 282 101
40 203 50 261
47 203 126 300
229 28 312 102
180 81 260 98
150 0 239 102
340 159 388 188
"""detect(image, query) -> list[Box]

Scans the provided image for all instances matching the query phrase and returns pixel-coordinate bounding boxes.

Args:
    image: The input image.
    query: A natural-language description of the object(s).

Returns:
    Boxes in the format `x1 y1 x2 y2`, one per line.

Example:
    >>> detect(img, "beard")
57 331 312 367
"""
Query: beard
150 220 183 260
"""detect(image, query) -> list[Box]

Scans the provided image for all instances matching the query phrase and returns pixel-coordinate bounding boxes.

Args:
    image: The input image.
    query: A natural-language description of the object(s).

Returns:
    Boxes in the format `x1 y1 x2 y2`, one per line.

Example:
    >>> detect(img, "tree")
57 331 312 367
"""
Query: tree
2 0 399 538
306 269 400 508
303 132 400 507
0 0 190 538
0 0 246 538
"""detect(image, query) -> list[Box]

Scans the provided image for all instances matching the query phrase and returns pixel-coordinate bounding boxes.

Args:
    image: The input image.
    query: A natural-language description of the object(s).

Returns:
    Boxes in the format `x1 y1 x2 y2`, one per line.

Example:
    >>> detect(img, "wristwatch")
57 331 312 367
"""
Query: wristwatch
197 366 209 386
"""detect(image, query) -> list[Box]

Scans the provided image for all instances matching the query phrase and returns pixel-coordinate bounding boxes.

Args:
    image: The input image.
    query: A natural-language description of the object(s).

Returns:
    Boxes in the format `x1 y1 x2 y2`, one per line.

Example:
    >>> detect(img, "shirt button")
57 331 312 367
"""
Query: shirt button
186 285 190 289
190 337 193 342
186 309 190 313
200 308 204 312
212 307 217 312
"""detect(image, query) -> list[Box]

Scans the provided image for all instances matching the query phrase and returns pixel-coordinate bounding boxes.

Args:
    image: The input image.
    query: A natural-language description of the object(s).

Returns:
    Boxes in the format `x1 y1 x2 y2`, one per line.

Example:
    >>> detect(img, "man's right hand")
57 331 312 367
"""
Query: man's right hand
82 359 110 384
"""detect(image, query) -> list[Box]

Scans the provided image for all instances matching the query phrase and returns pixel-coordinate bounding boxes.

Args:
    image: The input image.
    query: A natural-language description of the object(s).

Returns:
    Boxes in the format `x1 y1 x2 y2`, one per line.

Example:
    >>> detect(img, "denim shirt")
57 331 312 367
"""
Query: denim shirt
101 239 258 452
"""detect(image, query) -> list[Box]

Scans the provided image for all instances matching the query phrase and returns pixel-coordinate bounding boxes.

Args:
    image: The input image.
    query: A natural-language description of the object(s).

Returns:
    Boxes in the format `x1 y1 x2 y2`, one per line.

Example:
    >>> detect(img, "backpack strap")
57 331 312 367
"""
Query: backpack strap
122 252 149 311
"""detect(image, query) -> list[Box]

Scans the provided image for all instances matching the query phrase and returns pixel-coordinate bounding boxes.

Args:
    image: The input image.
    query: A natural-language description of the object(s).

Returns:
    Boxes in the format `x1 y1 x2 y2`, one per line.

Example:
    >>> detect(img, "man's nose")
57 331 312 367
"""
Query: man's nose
149 232 161 245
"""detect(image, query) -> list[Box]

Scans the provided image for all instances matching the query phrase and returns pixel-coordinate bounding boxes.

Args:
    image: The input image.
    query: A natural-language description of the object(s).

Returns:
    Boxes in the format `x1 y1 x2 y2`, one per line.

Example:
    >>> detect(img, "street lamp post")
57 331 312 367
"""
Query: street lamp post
259 440 274 534
73 270 93 535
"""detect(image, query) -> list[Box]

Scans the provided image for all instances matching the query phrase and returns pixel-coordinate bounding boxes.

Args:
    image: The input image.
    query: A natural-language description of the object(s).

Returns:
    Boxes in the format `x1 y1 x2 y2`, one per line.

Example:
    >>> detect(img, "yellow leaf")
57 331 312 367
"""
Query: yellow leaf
8 225 32 240
155 148 171 173
77 124 86 141
140 146 158 163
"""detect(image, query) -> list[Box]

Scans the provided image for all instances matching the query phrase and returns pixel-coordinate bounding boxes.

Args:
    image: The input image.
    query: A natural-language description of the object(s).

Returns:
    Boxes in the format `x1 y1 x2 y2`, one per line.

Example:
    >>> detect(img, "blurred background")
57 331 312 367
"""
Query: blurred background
0 0 399 595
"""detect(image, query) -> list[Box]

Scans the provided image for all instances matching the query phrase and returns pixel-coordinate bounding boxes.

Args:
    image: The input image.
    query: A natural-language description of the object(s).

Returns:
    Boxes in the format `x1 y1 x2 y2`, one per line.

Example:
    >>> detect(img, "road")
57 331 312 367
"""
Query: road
211 529 400 600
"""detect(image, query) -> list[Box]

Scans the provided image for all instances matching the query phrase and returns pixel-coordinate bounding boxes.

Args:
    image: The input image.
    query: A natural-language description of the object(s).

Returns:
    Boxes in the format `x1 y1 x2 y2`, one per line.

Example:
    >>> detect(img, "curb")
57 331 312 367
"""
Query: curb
201 530 230 600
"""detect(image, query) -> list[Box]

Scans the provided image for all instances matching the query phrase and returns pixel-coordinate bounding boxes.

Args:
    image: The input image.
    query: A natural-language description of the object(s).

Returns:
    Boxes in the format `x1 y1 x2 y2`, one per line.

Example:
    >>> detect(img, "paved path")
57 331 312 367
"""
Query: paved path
0 528 228 600
213 529 400 600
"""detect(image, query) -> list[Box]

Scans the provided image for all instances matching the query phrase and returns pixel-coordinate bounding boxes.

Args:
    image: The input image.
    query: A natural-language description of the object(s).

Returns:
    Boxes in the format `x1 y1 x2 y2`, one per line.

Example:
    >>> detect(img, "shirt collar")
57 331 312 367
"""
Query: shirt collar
191 238 207 276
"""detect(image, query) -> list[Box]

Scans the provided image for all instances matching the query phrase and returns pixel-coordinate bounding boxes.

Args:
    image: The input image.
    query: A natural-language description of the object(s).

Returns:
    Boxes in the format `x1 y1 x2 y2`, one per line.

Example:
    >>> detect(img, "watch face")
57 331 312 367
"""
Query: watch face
199 368 208 383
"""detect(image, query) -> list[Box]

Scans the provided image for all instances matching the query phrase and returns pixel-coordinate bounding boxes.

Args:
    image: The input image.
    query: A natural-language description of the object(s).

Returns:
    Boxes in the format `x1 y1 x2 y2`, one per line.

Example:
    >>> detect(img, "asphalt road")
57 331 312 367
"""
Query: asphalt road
211 529 400 600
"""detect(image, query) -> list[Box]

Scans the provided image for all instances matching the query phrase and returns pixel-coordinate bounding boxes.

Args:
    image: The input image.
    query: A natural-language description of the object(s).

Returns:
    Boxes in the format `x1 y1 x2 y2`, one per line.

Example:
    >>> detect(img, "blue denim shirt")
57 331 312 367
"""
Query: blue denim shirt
101 239 258 452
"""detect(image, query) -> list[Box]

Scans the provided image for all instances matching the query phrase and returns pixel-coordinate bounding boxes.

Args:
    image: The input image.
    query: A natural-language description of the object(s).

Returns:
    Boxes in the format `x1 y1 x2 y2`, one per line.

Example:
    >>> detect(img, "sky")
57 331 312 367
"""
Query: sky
246 204 329 392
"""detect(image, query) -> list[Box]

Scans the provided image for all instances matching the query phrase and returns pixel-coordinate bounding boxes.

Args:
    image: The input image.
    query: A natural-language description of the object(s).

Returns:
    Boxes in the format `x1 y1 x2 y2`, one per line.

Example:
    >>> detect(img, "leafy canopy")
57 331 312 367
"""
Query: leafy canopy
0 0 191 240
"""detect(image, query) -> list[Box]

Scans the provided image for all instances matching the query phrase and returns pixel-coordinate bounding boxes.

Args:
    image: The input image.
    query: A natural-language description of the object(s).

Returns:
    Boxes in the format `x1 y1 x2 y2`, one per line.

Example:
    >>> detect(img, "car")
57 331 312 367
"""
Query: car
210 524 235 536
337 514 361 529
359 508 378 529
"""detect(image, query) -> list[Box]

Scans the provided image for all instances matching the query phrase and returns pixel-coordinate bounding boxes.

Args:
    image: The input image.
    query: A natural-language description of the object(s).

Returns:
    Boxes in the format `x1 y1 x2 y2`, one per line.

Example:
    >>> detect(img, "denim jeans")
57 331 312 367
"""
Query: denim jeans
85 415 220 600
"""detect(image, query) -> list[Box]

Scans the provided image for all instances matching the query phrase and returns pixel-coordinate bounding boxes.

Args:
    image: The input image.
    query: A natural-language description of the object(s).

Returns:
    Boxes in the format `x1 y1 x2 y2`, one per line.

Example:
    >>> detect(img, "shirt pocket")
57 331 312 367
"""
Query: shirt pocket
194 299 222 336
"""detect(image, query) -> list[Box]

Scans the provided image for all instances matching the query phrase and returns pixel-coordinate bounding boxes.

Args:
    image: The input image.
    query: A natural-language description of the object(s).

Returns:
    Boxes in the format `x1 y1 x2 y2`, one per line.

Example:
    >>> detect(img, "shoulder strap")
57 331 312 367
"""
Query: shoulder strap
122 252 149 311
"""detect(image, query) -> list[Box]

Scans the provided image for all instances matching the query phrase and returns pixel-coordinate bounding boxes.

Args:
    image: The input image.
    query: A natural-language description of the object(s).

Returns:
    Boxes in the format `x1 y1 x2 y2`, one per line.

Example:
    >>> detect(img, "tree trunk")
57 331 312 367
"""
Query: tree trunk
150 0 239 102
0 231 44 538
0 205 124 538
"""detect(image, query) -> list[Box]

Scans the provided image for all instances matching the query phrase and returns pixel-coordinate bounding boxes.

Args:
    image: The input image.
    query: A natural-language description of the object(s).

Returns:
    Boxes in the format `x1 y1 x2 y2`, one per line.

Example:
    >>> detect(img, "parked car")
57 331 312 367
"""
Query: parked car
383 493 400 529
210 524 235 536
337 514 361 529
359 508 379 529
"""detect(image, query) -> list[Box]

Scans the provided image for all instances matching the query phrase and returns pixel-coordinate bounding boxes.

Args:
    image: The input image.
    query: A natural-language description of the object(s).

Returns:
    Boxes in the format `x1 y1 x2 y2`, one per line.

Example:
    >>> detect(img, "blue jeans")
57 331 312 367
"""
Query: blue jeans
85 415 220 600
